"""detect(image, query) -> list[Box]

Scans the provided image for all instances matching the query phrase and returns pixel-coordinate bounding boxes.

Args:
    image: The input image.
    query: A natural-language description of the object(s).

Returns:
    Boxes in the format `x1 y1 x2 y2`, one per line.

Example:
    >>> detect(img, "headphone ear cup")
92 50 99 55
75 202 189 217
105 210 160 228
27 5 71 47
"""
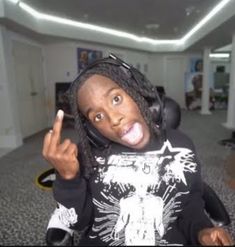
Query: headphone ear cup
83 120 110 149
163 97 181 129
149 100 162 125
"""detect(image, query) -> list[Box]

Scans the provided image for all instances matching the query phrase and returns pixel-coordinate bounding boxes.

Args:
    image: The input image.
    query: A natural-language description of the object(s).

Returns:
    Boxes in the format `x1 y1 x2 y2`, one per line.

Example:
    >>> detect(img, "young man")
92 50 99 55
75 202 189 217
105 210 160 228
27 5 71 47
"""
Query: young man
43 55 233 246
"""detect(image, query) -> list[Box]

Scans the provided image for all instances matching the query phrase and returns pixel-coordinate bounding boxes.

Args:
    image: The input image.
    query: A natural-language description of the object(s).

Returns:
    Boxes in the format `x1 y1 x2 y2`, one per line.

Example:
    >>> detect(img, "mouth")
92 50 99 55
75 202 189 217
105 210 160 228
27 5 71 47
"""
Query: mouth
120 122 144 146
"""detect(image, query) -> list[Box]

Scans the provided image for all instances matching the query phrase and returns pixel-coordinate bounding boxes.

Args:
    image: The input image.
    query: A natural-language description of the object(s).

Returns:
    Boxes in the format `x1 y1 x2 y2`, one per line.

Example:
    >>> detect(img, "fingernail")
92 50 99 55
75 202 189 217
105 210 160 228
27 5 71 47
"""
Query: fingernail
49 129 53 134
57 109 64 119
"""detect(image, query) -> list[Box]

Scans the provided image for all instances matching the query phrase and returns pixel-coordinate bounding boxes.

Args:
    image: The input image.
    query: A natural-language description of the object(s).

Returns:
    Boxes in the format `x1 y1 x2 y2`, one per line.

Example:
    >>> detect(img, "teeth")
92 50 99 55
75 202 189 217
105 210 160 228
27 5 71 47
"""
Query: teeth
123 127 131 136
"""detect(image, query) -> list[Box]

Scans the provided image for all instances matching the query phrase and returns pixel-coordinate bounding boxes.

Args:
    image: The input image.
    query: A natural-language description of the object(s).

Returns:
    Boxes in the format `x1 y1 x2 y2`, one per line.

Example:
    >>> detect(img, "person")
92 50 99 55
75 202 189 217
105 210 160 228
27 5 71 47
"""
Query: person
42 54 233 246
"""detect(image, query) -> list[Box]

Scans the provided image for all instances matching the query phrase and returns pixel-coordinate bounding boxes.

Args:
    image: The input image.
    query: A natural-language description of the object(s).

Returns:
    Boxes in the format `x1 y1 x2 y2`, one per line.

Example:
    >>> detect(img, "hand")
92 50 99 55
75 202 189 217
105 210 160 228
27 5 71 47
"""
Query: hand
198 227 234 246
42 109 79 179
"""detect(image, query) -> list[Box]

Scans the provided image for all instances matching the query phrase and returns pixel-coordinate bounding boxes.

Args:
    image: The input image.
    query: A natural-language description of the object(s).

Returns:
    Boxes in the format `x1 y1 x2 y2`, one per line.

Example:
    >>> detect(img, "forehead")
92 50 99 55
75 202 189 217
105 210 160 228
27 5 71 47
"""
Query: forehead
79 74 120 93
77 74 123 112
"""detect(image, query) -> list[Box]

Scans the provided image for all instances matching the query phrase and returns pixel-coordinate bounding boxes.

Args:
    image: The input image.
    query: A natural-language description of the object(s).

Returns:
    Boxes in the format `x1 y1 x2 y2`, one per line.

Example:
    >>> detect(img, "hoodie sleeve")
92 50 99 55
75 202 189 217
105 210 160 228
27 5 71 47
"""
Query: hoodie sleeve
177 157 214 245
52 171 93 231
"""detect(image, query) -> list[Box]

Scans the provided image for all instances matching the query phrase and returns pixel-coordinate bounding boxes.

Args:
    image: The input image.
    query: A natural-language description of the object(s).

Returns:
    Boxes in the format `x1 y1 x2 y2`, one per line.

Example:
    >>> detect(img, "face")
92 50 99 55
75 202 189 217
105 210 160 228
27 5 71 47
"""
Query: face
77 74 151 149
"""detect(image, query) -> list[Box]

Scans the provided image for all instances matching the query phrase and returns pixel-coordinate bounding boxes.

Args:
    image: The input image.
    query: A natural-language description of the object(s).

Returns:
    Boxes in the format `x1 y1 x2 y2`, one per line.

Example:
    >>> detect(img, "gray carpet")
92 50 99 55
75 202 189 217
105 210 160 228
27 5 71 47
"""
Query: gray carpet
0 109 234 245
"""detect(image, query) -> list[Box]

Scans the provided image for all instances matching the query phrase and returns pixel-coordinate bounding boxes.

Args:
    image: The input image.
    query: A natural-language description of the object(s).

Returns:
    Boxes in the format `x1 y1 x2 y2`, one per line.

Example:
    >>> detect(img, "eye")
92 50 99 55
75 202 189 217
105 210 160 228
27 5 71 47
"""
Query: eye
112 95 122 105
94 112 104 122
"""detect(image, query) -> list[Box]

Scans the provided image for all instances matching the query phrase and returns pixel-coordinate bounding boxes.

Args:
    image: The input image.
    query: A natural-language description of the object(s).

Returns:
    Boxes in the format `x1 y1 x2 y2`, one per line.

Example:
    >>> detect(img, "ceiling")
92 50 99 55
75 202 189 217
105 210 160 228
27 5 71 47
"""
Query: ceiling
23 0 220 40
1 0 235 52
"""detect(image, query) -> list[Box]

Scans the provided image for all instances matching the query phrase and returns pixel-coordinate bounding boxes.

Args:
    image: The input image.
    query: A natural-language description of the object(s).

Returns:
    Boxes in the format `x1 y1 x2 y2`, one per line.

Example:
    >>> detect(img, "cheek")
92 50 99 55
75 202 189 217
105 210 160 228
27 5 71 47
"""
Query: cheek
121 97 139 114
95 123 114 139
127 102 144 119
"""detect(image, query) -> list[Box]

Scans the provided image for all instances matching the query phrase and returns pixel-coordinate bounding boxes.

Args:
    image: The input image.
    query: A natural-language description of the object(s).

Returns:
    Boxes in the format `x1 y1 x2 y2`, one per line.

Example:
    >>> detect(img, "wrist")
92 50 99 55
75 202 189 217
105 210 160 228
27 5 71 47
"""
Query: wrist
55 169 80 181
60 171 78 180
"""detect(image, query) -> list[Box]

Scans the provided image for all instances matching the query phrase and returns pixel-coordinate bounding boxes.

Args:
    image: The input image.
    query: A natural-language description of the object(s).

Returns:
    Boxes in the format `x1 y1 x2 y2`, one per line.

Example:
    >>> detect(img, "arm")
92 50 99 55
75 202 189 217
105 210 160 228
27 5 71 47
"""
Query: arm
42 109 93 231
177 163 213 245
177 154 233 245
52 171 93 231
168 130 233 245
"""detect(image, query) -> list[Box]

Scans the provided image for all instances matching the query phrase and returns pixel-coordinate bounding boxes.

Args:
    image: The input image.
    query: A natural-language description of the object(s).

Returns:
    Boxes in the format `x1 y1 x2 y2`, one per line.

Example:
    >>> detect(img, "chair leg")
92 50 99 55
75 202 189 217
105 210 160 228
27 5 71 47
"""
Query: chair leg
46 207 75 246
46 228 74 246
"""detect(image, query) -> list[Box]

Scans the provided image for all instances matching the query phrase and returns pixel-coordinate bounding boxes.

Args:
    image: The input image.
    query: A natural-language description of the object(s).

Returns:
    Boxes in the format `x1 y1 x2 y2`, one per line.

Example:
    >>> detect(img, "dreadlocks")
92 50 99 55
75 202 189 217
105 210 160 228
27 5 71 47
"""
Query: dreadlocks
68 60 165 179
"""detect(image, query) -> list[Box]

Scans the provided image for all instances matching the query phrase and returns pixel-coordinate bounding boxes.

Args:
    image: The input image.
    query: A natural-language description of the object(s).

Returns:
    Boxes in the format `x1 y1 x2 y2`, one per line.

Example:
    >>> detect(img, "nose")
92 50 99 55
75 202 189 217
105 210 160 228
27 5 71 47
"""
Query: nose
108 110 124 127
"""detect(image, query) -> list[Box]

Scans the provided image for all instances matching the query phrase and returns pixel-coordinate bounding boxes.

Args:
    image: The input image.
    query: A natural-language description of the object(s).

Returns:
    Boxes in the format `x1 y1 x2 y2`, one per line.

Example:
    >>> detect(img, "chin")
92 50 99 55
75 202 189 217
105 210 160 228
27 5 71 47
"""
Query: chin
133 139 149 149
127 135 150 150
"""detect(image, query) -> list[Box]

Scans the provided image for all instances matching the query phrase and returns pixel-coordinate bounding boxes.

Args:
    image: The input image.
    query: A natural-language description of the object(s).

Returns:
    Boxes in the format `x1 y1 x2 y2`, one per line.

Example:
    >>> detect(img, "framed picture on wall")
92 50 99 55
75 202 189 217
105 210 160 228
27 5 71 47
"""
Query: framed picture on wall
184 57 203 110
184 57 215 111
77 48 103 73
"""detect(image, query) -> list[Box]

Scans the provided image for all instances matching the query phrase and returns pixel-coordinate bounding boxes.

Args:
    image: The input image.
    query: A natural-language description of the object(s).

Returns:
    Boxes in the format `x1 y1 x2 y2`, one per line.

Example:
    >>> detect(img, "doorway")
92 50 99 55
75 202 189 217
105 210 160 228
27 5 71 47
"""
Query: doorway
12 40 48 138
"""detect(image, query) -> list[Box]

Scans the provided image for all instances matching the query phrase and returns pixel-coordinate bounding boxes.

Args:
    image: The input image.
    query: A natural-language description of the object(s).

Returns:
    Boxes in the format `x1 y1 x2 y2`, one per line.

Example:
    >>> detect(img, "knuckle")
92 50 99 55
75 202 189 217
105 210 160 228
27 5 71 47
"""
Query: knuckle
55 152 63 160
64 139 71 145
70 143 76 149
47 151 55 160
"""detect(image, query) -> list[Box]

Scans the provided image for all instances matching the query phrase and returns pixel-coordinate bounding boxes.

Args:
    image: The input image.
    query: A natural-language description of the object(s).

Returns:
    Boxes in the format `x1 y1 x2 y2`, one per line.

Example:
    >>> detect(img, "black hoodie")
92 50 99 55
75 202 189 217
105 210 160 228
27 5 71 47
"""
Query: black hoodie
52 128 213 246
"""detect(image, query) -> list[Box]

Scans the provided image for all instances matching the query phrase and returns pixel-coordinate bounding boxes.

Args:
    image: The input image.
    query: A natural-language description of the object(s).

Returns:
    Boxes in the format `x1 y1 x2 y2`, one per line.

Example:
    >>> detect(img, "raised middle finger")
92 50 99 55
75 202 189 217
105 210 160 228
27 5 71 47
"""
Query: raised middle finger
49 109 64 151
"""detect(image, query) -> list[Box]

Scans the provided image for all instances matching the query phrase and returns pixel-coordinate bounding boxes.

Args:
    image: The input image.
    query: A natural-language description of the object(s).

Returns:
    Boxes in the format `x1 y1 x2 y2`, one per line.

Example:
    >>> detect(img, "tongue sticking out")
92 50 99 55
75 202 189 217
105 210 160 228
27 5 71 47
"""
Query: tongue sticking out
121 122 144 146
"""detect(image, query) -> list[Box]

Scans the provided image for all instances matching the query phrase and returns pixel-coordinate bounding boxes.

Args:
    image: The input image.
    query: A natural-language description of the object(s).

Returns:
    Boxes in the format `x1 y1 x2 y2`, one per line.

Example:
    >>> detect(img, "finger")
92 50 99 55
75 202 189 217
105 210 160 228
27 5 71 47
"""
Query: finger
57 139 72 153
202 238 218 246
49 110 64 150
42 130 53 156
216 230 234 246
65 143 78 157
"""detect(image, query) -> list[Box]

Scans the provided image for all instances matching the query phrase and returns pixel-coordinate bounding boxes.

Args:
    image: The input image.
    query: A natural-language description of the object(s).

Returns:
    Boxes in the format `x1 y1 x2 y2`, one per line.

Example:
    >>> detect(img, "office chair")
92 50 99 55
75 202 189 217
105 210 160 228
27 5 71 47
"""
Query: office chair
45 96 231 246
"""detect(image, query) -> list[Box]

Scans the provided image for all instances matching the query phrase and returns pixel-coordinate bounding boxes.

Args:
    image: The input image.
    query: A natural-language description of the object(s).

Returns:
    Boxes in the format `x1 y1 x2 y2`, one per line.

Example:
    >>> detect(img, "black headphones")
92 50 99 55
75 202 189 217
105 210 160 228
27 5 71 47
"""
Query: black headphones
70 53 163 149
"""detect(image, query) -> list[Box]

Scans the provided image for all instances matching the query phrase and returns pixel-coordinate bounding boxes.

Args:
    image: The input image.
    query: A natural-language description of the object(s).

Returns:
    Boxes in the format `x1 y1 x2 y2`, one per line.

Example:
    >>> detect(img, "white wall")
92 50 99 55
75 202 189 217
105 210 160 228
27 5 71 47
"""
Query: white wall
148 54 166 86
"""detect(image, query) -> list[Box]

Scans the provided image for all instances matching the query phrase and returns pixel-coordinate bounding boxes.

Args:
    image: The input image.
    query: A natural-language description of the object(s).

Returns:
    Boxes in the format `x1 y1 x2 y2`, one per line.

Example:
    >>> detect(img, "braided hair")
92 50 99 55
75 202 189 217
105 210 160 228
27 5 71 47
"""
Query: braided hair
68 58 165 179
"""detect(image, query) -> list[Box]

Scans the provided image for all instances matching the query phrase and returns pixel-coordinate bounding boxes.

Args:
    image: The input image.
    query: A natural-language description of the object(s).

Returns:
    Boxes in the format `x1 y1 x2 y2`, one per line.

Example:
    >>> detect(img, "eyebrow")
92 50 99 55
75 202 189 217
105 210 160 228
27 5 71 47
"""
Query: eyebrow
104 86 120 97
85 86 120 117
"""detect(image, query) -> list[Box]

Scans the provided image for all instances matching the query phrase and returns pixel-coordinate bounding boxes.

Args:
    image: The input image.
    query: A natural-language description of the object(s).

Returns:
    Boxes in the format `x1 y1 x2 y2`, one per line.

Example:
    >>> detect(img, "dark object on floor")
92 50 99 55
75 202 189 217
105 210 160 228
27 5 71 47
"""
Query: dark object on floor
35 168 55 190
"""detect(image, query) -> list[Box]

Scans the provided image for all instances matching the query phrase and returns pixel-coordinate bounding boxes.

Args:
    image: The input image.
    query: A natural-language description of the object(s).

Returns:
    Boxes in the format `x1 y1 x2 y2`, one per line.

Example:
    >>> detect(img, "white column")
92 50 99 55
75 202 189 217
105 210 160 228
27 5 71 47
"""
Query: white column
200 47 212 115
223 33 235 130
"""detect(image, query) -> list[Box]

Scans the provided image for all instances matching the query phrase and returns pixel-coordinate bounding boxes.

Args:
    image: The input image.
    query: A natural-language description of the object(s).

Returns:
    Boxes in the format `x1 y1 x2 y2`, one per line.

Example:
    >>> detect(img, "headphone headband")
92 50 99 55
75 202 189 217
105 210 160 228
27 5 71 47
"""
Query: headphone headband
68 53 165 148
78 53 131 80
